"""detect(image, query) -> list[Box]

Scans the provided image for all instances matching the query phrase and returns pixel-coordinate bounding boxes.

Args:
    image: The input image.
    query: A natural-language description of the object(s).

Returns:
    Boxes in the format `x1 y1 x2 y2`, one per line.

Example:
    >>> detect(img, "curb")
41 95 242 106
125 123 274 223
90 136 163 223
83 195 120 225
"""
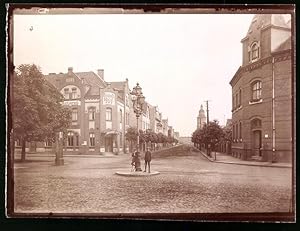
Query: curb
198 151 292 168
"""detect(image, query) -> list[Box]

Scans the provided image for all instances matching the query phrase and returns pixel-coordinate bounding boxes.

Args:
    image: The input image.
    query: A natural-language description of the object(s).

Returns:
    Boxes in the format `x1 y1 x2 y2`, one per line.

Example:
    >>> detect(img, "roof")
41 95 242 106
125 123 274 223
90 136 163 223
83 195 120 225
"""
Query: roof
75 72 106 97
244 14 291 40
109 81 126 91
273 36 291 52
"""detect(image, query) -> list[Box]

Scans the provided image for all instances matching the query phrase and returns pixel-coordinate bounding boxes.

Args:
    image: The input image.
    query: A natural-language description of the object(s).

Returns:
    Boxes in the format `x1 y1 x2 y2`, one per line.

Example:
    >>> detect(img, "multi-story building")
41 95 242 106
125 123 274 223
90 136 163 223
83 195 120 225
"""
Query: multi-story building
197 104 206 129
174 132 180 141
45 67 132 154
229 14 292 162
162 119 169 136
149 105 163 134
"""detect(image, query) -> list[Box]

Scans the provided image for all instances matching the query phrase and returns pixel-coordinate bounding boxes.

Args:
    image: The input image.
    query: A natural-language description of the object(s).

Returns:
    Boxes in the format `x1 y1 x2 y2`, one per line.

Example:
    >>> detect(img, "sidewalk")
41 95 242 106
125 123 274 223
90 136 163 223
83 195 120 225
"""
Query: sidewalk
199 150 292 168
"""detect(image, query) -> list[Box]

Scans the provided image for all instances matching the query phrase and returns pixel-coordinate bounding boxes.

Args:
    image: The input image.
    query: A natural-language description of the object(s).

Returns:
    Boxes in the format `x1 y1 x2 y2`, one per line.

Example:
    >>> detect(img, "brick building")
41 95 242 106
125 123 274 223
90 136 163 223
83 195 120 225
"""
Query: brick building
229 14 293 162
44 67 131 154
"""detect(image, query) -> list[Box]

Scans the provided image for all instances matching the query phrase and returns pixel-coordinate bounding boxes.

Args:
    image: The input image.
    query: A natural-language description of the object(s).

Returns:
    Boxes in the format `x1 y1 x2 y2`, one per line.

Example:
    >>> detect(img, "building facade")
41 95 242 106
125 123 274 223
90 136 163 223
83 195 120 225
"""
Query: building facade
229 14 292 162
44 67 132 154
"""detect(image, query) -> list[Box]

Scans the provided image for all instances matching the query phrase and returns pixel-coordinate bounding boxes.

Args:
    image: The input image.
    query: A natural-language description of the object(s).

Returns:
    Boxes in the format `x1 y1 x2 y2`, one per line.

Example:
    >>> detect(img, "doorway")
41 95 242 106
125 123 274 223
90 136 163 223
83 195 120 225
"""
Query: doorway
252 130 262 156
105 136 113 152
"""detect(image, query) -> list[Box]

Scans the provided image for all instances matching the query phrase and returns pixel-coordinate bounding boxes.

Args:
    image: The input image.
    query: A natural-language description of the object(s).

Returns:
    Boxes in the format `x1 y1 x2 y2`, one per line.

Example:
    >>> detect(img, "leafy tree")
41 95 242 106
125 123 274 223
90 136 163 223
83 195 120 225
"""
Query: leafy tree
125 127 138 151
12 64 71 161
192 120 224 155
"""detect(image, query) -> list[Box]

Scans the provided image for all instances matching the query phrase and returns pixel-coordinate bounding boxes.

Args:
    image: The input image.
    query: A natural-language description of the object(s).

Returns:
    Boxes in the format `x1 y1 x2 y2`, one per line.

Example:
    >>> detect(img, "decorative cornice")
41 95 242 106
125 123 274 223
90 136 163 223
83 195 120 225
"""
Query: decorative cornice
229 49 291 87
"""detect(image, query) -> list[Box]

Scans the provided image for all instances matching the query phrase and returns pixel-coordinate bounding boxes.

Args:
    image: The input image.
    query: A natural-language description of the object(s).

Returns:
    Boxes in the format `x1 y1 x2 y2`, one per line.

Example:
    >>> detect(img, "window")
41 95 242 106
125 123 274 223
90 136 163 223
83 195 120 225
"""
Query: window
119 109 122 123
68 132 74 146
232 124 235 142
252 81 262 101
64 88 69 99
71 88 77 99
106 108 112 121
239 89 242 107
239 122 242 140
251 43 259 60
45 140 52 147
72 108 78 121
236 123 239 141
250 42 260 62
89 133 95 147
88 107 96 121
235 93 238 109
232 95 235 110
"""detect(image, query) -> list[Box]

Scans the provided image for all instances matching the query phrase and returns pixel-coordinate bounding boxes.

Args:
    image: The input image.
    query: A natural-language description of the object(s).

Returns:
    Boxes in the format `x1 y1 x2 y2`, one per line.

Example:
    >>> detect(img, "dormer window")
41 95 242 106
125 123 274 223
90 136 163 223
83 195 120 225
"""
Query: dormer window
250 42 260 62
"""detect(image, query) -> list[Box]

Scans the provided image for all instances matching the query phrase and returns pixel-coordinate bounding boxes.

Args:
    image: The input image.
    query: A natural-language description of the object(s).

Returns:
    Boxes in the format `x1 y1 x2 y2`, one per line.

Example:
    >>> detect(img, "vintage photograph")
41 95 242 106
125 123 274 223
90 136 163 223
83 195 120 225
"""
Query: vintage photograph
7 5 295 221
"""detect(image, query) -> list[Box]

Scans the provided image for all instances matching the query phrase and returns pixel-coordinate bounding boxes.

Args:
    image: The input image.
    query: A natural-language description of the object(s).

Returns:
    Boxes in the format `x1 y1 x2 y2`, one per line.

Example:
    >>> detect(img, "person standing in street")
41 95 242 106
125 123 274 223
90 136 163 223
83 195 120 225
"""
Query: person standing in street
144 147 151 173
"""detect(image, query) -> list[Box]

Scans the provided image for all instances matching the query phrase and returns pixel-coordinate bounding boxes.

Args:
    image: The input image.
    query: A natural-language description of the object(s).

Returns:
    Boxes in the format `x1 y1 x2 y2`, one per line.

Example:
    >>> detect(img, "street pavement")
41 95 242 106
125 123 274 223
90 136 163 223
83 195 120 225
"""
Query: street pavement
198 150 292 168
13 145 293 215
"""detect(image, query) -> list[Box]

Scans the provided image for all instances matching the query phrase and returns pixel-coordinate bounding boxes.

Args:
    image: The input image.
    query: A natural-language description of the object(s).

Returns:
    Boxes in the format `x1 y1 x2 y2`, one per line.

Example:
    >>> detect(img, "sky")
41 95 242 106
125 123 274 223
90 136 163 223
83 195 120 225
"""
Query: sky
13 11 256 136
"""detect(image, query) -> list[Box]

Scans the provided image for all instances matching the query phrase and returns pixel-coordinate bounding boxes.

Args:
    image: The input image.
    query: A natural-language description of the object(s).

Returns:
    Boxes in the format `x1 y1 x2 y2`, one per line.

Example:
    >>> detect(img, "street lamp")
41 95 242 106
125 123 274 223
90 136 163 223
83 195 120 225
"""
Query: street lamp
130 83 145 171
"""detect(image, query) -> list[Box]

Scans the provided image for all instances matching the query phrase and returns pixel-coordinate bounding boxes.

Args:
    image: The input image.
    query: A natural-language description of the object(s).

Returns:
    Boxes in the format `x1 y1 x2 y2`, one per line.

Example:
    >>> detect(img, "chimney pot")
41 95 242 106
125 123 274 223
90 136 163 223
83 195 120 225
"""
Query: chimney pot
68 67 73 74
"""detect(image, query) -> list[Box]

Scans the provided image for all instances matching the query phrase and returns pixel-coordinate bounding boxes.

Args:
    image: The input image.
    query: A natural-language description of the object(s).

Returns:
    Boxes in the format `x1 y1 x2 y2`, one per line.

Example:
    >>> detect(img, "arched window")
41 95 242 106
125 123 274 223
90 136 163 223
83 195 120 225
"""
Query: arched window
250 42 260 61
106 108 112 121
88 107 96 121
64 88 70 99
251 118 262 130
252 81 262 101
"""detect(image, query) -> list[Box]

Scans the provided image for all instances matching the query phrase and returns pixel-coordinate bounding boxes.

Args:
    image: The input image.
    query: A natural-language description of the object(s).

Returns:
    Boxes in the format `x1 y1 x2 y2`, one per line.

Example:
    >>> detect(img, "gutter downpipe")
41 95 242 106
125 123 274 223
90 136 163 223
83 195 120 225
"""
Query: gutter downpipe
272 57 276 162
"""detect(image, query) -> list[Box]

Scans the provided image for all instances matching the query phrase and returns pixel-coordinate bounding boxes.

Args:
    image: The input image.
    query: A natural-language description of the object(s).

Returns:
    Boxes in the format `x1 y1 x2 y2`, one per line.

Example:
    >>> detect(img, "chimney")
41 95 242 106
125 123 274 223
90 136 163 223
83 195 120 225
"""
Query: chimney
97 69 104 80
68 67 73 74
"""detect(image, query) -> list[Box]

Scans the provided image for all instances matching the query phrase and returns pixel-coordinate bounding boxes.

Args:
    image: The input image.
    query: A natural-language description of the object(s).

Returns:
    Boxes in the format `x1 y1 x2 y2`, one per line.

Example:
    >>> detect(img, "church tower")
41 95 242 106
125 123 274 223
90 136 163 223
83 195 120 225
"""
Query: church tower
197 105 206 129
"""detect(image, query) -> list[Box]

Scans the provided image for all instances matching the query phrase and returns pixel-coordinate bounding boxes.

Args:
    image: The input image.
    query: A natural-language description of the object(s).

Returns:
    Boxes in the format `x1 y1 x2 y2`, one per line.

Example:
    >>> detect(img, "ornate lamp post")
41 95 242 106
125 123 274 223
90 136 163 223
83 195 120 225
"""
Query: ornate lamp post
130 83 145 171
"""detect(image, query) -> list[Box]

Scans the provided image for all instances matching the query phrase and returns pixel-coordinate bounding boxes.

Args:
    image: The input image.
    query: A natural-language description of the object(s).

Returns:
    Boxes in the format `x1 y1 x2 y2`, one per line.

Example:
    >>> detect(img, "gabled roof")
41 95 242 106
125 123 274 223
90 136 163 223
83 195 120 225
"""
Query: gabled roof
109 81 126 91
75 72 106 97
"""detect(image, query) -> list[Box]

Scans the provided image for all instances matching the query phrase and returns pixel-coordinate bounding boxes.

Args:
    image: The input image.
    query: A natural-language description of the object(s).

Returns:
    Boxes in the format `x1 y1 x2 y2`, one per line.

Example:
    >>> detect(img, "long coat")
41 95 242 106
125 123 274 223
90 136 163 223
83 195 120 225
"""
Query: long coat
144 151 151 162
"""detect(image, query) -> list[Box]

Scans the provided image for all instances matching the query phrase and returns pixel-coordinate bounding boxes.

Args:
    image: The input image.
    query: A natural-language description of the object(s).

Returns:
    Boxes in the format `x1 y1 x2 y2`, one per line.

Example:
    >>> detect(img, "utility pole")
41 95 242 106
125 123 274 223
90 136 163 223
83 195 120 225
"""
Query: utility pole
204 100 211 156
204 100 210 124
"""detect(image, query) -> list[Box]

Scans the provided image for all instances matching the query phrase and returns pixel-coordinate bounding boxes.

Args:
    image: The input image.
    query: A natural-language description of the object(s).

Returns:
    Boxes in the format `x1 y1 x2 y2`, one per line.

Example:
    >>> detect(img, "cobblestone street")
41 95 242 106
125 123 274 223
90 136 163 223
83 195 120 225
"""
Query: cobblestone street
14 146 292 214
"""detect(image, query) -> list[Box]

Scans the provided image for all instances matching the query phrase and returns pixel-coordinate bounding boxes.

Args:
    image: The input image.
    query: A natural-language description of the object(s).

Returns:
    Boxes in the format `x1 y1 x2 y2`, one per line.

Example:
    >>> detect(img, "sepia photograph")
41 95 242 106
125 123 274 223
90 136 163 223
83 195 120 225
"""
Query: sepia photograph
6 4 295 222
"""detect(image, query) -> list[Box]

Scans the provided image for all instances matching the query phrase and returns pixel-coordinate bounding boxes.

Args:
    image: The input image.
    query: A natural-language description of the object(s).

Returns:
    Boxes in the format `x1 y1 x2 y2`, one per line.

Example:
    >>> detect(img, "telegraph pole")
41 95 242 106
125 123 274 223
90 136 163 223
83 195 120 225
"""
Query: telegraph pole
205 100 210 124
204 100 211 156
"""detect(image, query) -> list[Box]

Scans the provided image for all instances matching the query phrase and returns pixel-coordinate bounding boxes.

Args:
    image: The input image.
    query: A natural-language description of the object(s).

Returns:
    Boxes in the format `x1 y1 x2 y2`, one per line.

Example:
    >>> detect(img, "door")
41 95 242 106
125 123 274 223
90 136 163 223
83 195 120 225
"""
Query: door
252 130 262 156
105 136 113 152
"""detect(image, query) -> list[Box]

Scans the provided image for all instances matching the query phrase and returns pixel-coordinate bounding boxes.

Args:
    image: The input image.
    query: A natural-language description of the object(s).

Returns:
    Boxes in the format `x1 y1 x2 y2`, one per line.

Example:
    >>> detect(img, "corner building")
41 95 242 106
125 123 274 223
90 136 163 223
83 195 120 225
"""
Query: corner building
45 67 131 154
229 14 293 162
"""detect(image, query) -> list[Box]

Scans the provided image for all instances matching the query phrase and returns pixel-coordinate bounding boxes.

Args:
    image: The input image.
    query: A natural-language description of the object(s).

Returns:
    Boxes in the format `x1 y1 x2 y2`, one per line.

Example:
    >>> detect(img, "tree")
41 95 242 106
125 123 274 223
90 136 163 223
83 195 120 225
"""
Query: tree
125 127 138 151
12 64 71 161
192 120 224 155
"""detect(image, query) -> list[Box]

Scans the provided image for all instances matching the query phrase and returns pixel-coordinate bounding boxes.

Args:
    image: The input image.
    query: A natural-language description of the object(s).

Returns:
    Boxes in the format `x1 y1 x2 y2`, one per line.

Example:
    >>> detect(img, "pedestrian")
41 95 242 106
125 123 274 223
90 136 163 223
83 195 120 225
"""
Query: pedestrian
144 147 152 173
131 149 136 172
